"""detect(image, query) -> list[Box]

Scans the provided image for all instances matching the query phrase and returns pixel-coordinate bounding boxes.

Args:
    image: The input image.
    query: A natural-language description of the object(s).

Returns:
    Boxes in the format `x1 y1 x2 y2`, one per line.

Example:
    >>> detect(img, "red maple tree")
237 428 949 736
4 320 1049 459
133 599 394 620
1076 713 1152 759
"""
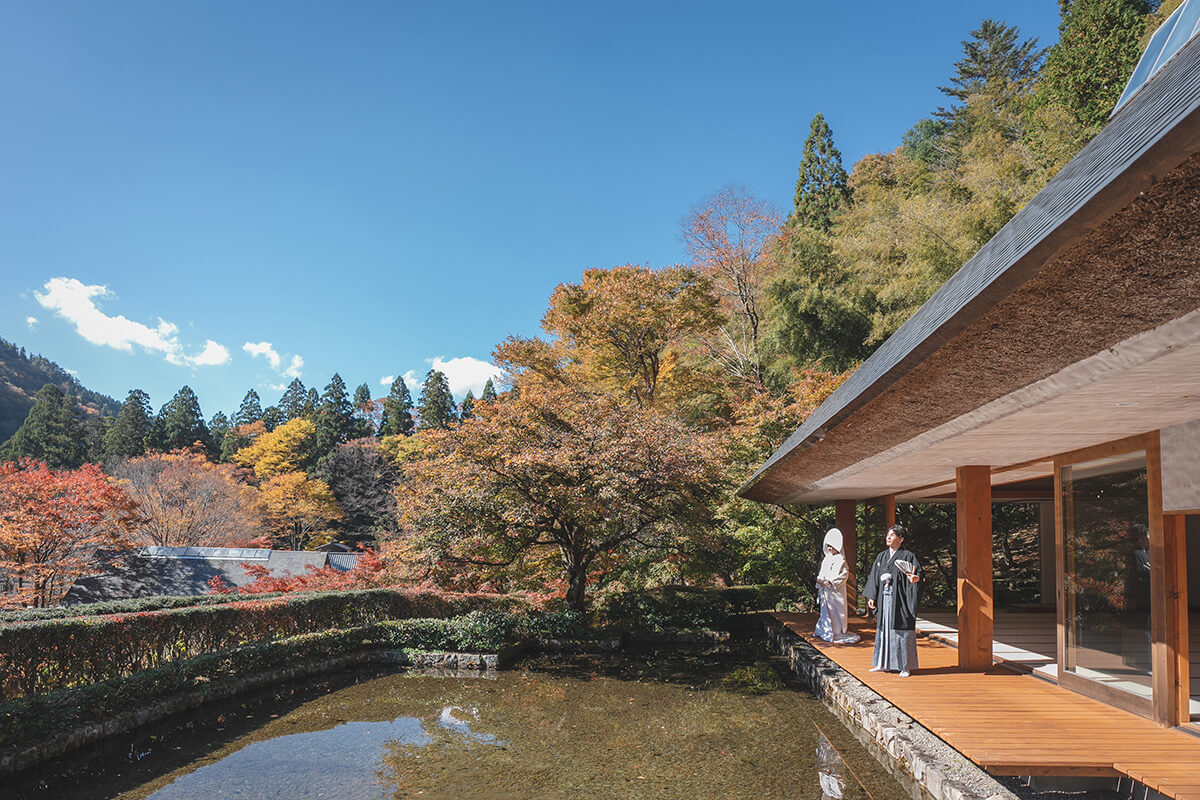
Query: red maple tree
0 459 139 607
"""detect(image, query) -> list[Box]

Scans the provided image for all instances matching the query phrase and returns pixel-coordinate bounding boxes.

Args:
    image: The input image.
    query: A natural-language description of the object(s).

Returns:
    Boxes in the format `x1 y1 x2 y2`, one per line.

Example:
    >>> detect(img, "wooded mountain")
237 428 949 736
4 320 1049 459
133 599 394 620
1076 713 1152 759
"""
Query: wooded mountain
0 337 120 445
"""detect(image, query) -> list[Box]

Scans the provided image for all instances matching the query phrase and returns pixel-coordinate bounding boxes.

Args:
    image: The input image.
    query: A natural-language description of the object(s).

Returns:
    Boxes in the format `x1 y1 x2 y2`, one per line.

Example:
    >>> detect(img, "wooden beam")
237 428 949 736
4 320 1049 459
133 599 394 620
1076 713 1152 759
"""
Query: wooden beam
836 500 858 614
956 465 994 671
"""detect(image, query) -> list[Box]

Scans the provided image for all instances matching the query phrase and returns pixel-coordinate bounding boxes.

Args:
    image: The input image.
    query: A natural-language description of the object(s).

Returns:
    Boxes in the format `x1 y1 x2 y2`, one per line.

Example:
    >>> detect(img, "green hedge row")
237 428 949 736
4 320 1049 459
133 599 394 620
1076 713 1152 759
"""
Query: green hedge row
0 589 527 699
0 592 295 624
594 585 796 630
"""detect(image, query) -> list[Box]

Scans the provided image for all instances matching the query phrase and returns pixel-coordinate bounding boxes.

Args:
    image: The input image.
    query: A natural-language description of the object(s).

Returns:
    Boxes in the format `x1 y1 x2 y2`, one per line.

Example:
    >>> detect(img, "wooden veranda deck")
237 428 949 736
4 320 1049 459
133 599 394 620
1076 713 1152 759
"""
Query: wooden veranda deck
774 612 1200 799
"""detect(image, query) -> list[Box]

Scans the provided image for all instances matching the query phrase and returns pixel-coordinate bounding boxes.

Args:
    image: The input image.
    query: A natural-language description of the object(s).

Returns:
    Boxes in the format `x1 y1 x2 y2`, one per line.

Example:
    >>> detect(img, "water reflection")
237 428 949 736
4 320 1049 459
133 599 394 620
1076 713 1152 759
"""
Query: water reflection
15 650 903 800
816 732 846 799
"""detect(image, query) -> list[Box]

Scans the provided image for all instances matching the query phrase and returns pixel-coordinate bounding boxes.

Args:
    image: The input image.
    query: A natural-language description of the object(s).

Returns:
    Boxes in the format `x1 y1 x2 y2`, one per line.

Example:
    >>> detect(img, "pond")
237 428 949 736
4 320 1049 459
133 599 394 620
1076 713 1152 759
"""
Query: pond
13 646 905 799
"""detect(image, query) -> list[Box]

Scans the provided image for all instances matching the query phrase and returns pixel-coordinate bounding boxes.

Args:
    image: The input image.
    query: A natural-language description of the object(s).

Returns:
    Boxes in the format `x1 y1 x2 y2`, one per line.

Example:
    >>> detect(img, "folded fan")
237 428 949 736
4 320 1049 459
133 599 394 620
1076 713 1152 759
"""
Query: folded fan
894 559 914 576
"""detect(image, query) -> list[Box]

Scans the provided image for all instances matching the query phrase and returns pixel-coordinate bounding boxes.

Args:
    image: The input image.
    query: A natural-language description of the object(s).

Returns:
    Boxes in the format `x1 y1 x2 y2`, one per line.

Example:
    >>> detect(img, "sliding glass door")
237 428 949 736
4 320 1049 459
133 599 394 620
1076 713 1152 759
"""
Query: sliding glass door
1059 450 1154 715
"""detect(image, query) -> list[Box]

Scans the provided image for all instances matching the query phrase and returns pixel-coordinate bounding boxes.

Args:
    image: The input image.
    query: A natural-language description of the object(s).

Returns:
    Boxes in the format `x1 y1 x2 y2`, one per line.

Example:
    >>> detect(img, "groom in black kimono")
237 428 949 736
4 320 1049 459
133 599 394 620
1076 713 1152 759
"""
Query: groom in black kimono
863 524 922 677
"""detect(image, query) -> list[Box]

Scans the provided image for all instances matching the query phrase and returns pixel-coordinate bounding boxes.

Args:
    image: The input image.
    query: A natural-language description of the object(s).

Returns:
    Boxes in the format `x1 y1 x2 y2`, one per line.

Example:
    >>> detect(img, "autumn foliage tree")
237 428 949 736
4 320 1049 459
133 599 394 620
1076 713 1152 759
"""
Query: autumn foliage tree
259 471 342 550
680 185 783 385
540 264 722 408
394 369 727 611
234 418 318 479
112 450 263 547
0 460 138 607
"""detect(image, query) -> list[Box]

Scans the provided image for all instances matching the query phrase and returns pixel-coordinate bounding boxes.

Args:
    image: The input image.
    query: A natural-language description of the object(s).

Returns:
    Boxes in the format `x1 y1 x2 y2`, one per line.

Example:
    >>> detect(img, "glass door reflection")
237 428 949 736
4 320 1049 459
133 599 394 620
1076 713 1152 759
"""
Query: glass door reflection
1061 451 1153 708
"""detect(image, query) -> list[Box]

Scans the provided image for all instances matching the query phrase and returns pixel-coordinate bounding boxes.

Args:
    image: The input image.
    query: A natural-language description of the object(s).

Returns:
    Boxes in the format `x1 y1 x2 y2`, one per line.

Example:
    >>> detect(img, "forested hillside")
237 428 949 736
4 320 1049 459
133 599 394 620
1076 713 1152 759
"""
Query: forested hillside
0 0 1170 610
0 337 120 445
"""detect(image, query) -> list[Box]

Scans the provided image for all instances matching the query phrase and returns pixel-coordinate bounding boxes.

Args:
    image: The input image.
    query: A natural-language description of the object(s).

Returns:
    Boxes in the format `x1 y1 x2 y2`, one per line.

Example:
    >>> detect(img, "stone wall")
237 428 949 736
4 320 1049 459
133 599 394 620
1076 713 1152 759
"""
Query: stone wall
765 619 1019 800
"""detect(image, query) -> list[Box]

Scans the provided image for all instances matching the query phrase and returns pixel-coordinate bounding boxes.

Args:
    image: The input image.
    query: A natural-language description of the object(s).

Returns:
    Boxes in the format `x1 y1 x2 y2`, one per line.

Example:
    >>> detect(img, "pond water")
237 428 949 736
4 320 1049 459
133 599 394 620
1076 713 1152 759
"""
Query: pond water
13 646 905 800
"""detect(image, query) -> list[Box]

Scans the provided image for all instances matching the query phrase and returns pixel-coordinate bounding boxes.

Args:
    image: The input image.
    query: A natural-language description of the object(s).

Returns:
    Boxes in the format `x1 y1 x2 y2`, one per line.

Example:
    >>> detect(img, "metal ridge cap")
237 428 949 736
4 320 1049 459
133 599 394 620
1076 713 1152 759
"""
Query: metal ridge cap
739 35 1200 500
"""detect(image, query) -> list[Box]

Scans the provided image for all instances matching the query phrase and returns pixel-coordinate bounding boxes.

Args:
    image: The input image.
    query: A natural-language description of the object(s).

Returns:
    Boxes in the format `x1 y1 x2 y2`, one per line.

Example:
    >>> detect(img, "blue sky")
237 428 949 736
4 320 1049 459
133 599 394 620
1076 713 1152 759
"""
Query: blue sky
1 1 1063 417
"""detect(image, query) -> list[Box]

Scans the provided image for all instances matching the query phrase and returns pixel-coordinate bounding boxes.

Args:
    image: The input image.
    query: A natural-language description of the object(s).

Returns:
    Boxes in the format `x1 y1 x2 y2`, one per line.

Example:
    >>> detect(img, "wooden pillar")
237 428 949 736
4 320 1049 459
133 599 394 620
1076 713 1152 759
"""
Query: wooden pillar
1156 513 1190 727
836 500 858 613
956 466 994 671
1038 501 1056 609
1148 431 1189 727
882 495 896 528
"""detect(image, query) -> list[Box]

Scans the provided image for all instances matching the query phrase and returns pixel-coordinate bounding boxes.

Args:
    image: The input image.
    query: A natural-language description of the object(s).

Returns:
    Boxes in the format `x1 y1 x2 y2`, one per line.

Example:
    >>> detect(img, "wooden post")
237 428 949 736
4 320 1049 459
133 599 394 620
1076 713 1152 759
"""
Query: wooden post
836 500 858 614
956 466 994 671
1039 502 1056 609
882 495 896 528
1147 431 1189 727
1157 513 1190 727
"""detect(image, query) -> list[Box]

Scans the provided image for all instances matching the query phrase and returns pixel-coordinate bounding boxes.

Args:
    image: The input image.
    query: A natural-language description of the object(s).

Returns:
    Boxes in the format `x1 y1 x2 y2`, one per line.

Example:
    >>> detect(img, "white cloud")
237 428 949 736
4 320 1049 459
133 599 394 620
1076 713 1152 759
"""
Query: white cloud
243 341 282 370
405 356 501 399
282 354 304 379
379 375 395 386
191 340 231 366
25 316 37 328
244 341 304 380
268 383 287 392
35 277 229 368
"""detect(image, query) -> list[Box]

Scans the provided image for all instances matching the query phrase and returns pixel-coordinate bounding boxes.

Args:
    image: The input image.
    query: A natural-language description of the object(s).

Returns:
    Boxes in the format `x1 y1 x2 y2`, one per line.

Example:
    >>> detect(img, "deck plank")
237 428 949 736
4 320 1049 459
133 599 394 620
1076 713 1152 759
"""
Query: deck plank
775 612 1200 799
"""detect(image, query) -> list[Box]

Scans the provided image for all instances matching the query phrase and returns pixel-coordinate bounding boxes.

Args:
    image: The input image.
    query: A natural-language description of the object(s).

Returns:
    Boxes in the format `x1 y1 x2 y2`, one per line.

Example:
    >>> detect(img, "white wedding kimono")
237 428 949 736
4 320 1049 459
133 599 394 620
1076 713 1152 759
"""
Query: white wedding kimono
814 528 859 644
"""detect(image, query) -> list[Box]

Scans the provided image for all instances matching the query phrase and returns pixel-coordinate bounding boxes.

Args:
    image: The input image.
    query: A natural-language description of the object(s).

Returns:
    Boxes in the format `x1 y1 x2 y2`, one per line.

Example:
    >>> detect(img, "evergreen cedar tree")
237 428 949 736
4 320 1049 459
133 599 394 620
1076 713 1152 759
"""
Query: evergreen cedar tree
480 379 498 403
315 374 357 453
459 391 475 421
279 378 309 421
102 388 152 465
417 370 457 430
0 459 138 607
233 389 264 428
352 382 375 438
790 113 851 233
379 376 415 437
2 384 87 469
152 386 210 453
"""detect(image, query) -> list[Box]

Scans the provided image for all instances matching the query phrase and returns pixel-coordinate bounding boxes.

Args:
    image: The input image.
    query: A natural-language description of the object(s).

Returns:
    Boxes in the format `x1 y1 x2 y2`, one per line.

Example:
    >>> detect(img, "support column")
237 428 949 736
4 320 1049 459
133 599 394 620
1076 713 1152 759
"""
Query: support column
1038 501 1056 609
836 500 858 614
1156 513 1190 727
882 495 896 528
956 466 994 671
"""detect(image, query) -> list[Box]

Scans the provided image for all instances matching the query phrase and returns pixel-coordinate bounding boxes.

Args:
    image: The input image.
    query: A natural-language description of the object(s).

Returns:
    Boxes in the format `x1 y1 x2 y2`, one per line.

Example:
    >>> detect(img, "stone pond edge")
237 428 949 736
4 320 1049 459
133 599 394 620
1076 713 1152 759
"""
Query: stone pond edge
765 618 1019 800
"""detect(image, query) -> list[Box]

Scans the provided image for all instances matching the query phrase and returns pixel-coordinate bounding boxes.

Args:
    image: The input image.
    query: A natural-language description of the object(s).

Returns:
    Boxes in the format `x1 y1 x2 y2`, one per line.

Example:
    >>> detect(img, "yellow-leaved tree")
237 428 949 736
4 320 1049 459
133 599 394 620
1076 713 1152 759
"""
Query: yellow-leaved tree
234 417 341 550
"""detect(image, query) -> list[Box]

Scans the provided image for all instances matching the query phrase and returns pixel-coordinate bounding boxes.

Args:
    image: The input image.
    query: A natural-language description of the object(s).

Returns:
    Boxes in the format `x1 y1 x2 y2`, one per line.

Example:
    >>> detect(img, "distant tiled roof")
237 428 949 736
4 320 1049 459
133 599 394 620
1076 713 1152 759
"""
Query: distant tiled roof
61 547 351 605
326 553 360 573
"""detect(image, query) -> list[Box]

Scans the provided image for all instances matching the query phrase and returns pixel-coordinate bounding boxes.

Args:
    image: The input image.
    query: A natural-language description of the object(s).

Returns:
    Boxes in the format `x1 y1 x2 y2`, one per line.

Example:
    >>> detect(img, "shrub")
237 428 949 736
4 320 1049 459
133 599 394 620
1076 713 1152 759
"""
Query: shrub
594 585 795 630
0 588 527 699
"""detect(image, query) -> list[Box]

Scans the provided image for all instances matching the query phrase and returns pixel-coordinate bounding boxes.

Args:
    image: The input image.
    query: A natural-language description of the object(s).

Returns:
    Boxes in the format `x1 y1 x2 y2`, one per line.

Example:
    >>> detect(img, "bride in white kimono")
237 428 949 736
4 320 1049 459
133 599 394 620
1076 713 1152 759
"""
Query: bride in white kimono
814 528 859 644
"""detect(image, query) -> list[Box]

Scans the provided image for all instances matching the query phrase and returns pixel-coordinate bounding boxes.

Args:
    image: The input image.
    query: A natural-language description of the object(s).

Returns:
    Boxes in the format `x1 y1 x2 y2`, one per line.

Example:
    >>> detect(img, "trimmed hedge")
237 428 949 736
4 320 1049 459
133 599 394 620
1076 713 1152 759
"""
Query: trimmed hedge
594 585 796 631
0 592 296 624
0 589 527 699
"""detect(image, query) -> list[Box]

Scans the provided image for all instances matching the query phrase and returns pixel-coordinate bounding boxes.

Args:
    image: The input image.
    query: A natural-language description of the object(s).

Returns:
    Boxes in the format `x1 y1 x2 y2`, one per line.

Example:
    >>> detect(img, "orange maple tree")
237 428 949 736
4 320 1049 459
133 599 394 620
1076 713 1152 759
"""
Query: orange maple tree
393 376 727 611
0 459 139 607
